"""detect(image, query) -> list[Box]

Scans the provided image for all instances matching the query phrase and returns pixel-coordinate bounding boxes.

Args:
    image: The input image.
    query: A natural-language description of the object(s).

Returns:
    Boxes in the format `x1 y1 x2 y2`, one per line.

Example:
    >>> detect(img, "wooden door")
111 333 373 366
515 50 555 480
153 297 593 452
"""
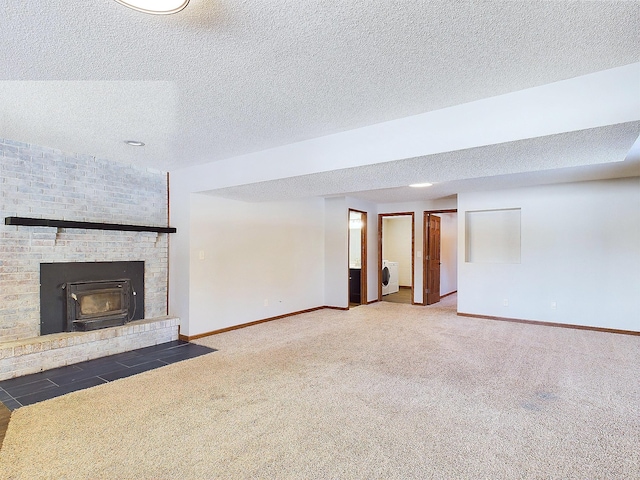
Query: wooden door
426 214 441 305
359 212 367 304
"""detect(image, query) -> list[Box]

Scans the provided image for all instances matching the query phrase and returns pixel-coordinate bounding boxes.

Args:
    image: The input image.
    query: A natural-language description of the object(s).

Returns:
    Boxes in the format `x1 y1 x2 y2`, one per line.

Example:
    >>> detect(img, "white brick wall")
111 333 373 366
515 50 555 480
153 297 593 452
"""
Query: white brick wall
0 316 179 381
0 138 170 341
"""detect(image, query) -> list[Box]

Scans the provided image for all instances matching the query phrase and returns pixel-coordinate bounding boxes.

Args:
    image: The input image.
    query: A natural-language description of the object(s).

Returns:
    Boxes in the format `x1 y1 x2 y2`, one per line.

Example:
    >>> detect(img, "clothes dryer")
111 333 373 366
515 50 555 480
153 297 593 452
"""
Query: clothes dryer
381 260 399 295
382 260 391 295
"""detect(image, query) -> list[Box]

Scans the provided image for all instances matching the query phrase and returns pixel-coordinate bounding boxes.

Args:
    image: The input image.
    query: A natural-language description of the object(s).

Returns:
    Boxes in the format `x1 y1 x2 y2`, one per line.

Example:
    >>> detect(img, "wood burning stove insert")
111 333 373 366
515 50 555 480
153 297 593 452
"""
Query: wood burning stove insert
40 261 144 335
65 279 133 331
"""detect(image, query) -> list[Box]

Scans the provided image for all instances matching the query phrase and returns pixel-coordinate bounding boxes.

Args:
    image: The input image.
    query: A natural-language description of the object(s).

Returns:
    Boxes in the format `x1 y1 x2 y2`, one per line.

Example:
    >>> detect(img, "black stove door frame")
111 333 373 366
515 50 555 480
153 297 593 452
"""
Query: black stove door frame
65 280 131 332
40 261 144 335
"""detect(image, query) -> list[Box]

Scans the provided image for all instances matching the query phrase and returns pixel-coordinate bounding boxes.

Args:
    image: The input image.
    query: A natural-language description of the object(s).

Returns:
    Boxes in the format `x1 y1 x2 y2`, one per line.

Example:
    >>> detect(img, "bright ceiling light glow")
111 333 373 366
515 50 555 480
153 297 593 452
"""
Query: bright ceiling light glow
409 182 433 188
125 140 145 146
114 0 190 15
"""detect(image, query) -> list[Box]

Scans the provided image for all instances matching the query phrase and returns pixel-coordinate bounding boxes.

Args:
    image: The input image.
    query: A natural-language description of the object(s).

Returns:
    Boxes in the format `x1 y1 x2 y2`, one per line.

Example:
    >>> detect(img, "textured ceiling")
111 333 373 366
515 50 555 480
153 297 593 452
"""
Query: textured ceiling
1 1 639 202
205 122 640 203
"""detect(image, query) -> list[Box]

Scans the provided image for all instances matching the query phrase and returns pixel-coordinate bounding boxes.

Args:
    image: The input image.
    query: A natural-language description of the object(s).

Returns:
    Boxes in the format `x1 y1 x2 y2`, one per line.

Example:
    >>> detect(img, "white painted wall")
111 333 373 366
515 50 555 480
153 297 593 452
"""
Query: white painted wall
382 216 412 287
168 176 191 333
349 210 363 268
324 197 381 307
349 227 361 267
346 197 379 304
465 209 521 263
324 197 349 308
168 66 638 333
187 194 325 336
438 212 458 296
458 178 640 331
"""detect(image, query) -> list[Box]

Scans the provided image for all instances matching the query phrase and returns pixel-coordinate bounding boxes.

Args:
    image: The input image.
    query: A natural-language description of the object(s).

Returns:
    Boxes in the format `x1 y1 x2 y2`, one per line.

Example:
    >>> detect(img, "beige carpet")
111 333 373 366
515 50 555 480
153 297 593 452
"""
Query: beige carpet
1 295 638 479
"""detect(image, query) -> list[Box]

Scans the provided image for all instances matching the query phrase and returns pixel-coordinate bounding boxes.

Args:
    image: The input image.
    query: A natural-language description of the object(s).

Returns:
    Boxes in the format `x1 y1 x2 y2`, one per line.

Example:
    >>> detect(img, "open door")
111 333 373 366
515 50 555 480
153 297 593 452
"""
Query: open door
378 212 415 304
425 214 441 305
348 210 367 307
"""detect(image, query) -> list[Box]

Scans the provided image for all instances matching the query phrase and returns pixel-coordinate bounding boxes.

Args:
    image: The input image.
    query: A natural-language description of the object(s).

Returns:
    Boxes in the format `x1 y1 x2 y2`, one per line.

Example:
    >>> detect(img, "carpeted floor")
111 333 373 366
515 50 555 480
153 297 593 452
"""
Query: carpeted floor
1 295 638 479
0 403 9 449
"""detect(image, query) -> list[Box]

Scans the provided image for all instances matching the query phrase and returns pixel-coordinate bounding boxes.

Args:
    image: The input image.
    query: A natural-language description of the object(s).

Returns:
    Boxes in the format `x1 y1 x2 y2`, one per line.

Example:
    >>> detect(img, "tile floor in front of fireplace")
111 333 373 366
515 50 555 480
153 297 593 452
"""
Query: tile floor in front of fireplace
0 340 216 411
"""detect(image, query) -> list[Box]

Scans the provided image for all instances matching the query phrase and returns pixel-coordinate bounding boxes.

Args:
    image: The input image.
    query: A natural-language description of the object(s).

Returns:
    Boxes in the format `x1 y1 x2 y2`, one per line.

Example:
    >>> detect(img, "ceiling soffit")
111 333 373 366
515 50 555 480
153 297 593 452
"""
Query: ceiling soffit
202 122 640 203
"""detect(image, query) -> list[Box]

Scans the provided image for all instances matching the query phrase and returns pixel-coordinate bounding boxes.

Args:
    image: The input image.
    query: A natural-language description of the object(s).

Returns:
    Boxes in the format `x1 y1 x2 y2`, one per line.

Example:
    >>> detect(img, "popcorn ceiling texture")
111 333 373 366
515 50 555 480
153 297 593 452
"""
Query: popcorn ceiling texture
0 139 169 341
1 1 638 170
206 122 640 203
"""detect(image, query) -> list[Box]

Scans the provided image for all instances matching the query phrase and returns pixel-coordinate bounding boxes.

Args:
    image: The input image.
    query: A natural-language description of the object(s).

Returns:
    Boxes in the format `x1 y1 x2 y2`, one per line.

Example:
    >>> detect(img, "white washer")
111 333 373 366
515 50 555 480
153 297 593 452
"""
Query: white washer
381 260 399 295
382 260 390 295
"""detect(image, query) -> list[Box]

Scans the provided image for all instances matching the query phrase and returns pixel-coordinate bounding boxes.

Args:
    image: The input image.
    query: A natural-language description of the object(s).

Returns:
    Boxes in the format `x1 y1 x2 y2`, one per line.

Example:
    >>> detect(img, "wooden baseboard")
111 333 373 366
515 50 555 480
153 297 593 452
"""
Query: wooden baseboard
457 312 640 336
366 299 379 305
180 305 349 341
441 290 457 299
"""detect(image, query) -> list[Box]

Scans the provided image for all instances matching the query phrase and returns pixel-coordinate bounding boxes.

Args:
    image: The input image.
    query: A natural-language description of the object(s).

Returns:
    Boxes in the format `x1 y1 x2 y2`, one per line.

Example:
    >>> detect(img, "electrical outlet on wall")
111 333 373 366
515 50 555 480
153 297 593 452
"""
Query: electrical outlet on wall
503 299 509 307
551 301 557 309
264 299 269 307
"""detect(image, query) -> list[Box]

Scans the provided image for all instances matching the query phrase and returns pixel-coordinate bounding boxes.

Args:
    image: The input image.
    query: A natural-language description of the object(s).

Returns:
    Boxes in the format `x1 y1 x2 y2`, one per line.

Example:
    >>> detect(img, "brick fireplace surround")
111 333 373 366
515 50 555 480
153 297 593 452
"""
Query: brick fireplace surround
0 139 179 380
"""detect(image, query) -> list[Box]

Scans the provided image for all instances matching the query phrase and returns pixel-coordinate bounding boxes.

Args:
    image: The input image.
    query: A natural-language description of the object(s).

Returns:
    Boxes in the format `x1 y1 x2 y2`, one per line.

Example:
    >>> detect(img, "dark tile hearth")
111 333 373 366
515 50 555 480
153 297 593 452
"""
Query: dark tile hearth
0 341 216 411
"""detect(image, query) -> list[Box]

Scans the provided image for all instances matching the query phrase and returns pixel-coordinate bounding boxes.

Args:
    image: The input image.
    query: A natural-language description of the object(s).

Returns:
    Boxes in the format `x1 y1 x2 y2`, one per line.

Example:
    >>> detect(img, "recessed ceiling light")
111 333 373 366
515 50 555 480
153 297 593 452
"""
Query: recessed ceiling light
409 182 433 188
125 140 145 147
114 0 190 15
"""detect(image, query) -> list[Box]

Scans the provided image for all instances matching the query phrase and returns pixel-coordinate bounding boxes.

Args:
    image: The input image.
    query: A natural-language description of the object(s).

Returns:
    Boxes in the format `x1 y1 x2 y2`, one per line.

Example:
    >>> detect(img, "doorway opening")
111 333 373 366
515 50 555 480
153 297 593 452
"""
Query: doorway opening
378 212 414 304
348 209 367 308
423 210 458 305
